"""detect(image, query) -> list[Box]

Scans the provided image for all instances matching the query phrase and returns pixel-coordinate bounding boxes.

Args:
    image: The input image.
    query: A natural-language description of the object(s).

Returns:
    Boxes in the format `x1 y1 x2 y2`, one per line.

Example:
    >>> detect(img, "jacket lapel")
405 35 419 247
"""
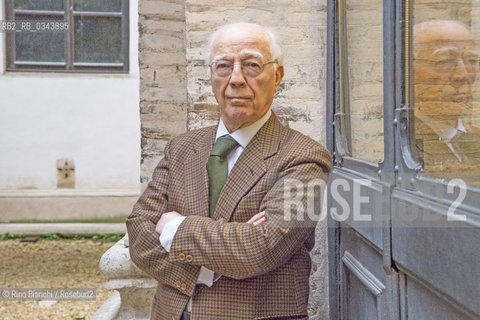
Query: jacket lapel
213 113 283 222
184 127 216 217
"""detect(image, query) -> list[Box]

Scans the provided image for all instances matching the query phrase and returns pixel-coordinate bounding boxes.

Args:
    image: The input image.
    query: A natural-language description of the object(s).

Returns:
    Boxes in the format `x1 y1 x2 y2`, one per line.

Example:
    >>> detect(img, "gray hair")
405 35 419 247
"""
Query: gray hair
413 20 473 59
204 22 284 68
413 19 470 39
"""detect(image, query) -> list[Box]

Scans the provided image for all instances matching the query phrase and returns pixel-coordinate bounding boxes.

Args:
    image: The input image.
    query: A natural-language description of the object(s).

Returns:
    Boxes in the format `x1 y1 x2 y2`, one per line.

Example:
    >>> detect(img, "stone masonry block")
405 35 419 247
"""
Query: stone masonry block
141 86 186 104
140 52 186 67
140 33 185 53
141 154 164 183
140 66 187 85
140 102 187 117
139 0 185 20
139 18 185 34
187 111 220 131
141 113 187 131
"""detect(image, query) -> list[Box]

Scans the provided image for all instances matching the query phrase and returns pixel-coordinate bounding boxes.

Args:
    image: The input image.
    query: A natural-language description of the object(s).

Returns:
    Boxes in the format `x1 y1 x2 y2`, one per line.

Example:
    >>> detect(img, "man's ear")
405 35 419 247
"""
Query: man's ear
275 65 284 90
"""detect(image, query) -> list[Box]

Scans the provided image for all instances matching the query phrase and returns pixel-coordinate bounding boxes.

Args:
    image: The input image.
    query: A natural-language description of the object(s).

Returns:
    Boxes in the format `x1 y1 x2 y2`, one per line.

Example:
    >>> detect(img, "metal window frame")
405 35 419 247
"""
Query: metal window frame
4 0 129 73
391 2 480 318
394 0 480 200
327 0 397 318
328 0 396 184
328 0 480 317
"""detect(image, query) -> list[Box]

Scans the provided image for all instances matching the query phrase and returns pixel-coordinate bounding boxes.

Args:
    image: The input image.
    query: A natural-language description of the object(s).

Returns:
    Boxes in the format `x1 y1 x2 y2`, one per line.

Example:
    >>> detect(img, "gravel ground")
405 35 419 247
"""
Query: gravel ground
0 239 116 320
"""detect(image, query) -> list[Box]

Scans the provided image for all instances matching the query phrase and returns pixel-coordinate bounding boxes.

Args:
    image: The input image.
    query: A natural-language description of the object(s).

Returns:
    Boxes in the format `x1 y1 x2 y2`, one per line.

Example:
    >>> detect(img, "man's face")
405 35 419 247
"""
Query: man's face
209 25 284 131
414 21 478 117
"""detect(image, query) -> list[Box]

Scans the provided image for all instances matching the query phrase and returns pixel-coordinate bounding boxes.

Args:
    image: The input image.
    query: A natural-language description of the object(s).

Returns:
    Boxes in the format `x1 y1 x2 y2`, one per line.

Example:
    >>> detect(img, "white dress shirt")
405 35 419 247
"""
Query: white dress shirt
159 109 272 287
415 110 467 162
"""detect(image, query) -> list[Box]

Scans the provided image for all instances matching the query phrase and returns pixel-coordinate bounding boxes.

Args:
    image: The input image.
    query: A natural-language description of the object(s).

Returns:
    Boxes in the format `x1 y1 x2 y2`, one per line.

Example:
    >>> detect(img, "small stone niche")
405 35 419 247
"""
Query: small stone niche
57 159 75 189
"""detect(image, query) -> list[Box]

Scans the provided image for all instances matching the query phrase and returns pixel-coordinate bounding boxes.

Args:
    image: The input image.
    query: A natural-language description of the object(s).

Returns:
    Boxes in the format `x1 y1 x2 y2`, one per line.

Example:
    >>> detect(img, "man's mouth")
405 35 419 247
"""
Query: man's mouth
227 96 253 105
227 96 252 100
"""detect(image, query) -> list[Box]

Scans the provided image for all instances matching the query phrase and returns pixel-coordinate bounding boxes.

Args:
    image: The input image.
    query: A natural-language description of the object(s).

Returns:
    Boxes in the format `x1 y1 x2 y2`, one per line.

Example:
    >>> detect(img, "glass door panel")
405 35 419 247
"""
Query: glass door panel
412 1 480 186
340 0 384 163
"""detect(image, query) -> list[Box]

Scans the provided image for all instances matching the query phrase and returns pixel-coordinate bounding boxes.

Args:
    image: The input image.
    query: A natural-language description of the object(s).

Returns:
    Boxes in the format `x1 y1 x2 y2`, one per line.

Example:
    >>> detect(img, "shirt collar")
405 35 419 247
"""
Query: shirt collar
415 110 465 142
216 109 272 148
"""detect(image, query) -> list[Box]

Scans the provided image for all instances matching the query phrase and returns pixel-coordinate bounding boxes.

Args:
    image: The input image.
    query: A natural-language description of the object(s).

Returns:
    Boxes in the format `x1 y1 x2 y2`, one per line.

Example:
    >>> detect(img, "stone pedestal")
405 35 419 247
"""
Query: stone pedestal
92 234 157 320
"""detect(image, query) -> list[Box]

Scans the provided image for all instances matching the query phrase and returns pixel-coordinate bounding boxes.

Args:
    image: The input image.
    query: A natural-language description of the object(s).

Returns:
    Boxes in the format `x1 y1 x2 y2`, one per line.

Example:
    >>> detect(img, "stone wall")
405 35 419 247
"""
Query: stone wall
138 1 329 318
139 0 329 185
184 0 328 139
139 0 188 185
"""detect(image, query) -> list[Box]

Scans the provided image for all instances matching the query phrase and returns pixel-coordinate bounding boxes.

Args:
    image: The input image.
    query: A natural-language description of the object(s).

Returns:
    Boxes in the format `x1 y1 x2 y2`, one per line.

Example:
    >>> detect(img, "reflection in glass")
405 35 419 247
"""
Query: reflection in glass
342 0 384 163
73 0 122 12
15 15 65 62
14 0 64 11
413 16 480 185
74 17 122 63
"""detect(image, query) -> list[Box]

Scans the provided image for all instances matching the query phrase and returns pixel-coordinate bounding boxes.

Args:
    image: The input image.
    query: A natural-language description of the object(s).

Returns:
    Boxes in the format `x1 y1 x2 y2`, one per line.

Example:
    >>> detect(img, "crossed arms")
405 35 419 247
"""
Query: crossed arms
126 139 329 295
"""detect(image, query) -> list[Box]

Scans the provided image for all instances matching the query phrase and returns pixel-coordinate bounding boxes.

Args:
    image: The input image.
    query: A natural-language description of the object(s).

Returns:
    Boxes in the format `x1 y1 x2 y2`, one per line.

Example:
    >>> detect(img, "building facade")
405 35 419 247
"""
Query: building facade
0 0 141 222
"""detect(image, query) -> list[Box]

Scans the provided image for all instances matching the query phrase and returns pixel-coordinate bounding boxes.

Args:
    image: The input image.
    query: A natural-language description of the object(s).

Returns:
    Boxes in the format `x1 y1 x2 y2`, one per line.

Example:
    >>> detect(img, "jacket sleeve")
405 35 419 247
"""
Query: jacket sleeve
168 146 330 280
126 141 201 297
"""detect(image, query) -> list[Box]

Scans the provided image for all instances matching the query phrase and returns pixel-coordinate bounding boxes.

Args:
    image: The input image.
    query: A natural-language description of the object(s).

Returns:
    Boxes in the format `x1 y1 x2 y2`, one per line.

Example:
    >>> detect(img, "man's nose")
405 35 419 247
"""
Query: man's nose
229 64 247 87
451 59 470 86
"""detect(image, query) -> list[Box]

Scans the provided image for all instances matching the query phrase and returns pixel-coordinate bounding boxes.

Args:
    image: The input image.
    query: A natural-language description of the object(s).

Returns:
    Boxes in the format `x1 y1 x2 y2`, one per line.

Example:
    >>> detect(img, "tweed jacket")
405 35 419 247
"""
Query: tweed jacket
415 117 480 184
126 113 332 320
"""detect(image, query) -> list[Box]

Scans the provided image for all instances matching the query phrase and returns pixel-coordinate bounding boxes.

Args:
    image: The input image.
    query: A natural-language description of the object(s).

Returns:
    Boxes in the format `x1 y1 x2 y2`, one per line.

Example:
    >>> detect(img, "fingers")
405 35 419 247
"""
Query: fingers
252 216 266 226
246 211 264 223
155 218 164 234
246 211 266 225
163 211 181 219
156 211 181 235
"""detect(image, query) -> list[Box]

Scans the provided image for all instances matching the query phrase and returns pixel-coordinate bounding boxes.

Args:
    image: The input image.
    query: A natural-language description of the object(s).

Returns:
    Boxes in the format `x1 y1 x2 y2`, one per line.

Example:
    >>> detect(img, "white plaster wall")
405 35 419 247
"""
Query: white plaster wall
0 1 140 192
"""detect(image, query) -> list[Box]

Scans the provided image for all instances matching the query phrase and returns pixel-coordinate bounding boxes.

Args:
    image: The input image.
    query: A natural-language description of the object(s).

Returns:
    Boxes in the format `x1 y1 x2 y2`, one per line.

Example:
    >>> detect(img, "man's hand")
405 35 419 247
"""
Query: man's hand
156 211 182 235
156 210 265 236
246 211 266 226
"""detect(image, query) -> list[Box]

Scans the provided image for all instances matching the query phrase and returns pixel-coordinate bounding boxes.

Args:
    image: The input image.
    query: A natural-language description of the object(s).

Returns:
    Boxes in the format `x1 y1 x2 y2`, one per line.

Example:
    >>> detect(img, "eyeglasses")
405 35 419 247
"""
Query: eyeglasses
209 60 277 77
415 51 480 74
428 56 479 74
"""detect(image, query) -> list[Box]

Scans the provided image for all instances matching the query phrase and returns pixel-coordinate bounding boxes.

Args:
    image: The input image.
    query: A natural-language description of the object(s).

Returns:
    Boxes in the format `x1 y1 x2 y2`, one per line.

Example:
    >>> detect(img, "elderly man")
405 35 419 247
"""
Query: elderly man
413 20 480 177
127 22 332 320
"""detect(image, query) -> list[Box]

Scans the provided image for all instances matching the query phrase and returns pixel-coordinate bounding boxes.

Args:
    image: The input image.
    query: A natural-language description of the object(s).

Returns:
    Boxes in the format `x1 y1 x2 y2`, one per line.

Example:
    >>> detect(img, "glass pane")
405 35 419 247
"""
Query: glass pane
74 16 122 63
342 0 384 163
14 0 64 11
73 0 121 12
412 1 480 185
15 15 65 62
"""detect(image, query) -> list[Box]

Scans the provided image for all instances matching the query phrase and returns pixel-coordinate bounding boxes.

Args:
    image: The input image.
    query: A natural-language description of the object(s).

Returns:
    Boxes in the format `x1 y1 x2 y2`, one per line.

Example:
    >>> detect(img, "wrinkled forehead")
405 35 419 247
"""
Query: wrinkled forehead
414 22 474 45
414 25 476 57
211 27 272 60
211 49 265 63
414 39 476 58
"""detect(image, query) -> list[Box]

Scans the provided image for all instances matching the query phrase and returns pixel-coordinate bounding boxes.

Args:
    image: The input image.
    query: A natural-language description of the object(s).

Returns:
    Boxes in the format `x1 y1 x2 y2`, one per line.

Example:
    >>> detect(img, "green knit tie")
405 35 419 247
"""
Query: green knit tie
207 136 239 217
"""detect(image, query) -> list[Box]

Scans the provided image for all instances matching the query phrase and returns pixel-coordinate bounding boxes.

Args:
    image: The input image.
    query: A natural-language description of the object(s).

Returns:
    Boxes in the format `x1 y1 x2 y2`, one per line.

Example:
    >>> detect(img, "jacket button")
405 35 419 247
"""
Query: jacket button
185 255 193 262
178 253 186 261
175 281 181 288
181 283 187 291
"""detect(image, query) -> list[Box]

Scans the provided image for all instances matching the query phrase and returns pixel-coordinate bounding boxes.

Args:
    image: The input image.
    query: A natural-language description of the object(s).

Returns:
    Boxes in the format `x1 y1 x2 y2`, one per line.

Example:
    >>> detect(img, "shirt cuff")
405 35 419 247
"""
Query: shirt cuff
196 266 214 287
159 215 186 252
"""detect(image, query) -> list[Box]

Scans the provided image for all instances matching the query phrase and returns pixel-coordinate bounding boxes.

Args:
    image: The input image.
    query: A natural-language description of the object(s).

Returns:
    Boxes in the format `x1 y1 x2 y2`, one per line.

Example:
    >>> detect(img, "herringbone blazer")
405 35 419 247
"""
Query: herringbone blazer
127 113 332 320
